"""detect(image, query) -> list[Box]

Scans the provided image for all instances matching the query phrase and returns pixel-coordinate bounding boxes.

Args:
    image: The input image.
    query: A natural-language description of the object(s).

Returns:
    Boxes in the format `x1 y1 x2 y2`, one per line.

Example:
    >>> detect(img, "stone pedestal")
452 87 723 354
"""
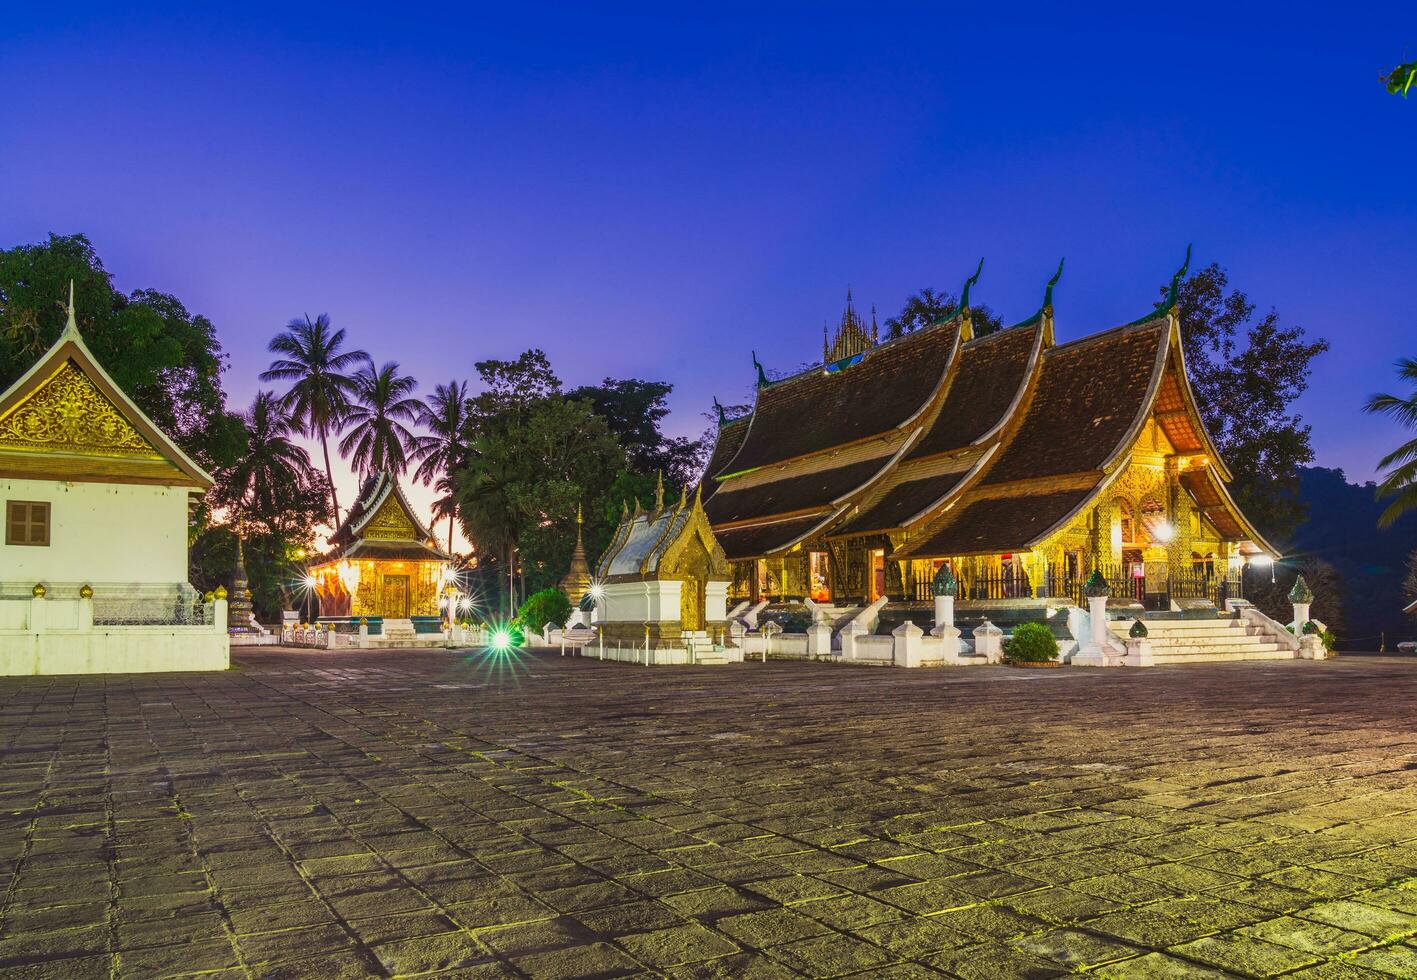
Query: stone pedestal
807 622 833 658
1073 595 1112 666
972 620 1003 664
933 594 954 631
840 620 866 661
891 620 924 668
1124 637 1154 667
1291 602 1311 631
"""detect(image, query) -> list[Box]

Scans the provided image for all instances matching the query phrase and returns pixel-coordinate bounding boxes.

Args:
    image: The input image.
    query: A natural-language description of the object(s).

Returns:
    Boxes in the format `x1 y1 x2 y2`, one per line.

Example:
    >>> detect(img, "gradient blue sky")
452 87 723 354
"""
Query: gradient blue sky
3 3 1414 530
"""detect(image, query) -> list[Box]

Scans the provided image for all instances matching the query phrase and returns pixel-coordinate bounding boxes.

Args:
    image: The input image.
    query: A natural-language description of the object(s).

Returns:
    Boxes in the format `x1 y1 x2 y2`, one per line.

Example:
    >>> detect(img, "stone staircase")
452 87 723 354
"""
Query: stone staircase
371 618 432 649
1107 614 1293 664
683 631 732 665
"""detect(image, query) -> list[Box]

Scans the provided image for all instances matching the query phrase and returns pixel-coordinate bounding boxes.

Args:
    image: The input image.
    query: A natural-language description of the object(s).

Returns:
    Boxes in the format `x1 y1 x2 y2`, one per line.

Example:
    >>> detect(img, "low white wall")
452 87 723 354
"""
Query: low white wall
851 634 895 663
0 596 229 676
738 632 810 658
575 644 745 666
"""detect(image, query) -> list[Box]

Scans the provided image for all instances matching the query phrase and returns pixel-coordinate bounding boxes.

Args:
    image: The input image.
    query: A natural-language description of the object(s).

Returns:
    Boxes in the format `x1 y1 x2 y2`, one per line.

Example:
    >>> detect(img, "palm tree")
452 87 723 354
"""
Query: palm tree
456 443 524 615
411 379 468 551
260 314 367 522
1365 357 1417 527
339 359 424 477
225 392 317 519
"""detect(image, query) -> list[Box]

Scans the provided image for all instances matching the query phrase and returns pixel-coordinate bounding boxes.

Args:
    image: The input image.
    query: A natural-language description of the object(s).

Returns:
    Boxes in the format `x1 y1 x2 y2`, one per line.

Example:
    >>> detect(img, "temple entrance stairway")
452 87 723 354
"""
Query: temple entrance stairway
371 618 430 648
682 630 732 665
1107 613 1292 664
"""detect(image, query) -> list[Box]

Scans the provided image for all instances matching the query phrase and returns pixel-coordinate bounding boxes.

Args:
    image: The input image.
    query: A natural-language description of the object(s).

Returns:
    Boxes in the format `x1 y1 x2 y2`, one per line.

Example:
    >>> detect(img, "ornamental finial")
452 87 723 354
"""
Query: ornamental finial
1044 257 1065 311
752 350 768 388
931 563 957 597
64 279 78 335
654 471 664 512
713 396 727 426
1162 244 1192 313
1288 574 1313 604
959 258 984 312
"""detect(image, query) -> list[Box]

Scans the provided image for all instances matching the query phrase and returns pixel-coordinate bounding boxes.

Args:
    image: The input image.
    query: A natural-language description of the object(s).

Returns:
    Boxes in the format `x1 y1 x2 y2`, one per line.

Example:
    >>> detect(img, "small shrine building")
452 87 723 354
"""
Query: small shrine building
309 471 453 619
701 255 1278 611
0 286 228 674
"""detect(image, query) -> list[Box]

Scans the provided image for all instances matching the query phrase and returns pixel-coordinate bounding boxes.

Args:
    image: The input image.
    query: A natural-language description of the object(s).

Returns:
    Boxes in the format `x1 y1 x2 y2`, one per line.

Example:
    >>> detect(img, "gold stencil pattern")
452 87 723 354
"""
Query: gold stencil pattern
0 360 161 459
363 495 418 540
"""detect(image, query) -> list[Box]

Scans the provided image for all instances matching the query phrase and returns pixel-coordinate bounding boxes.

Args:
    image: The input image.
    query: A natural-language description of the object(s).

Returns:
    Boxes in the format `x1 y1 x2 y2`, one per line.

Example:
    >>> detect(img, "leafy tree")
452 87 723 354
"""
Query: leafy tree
883 287 1002 340
261 314 368 522
339 359 423 477
569 377 705 488
196 393 331 620
457 392 625 616
0 234 245 473
1171 264 1329 541
1385 60 1417 97
468 349 560 422
1363 358 1417 527
516 587 572 634
216 392 317 520
411 379 469 551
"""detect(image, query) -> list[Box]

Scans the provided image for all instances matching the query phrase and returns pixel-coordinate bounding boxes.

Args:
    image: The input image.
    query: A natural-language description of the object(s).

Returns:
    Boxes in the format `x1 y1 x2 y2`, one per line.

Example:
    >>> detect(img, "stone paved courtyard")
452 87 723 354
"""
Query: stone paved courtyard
3 652 1417 978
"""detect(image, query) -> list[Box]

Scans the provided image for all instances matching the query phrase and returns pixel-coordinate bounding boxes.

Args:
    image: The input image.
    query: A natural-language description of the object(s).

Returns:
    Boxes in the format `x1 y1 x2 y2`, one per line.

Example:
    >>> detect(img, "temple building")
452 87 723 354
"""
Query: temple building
0 286 229 674
309 471 452 620
701 256 1277 613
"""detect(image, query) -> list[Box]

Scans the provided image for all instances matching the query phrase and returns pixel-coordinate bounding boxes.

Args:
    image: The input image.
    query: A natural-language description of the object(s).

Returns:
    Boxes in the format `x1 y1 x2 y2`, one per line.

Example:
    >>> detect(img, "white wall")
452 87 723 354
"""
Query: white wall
1 479 190 585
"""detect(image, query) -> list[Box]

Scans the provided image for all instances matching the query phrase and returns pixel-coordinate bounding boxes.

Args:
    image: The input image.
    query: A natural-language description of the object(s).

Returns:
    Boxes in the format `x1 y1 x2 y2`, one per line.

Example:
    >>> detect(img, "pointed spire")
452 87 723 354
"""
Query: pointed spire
576 502 583 526
678 485 688 510
621 499 630 520
63 279 79 336
654 471 664 512
870 305 878 344
822 322 829 364
752 351 769 388
1043 257 1065 311
694 481 703 506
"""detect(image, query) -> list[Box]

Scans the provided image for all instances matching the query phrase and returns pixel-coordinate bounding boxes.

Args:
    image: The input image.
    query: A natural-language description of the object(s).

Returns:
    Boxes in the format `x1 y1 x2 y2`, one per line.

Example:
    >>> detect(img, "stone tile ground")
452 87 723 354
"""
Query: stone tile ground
2 651 1417 978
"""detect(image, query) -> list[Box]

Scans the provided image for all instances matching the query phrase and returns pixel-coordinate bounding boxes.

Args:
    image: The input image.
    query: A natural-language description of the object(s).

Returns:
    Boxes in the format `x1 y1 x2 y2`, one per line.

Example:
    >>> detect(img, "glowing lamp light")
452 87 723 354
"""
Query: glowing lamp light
1250 555 1274 568
491 629 513 652
589 583 606 602
1153 521 1175 544
303 575 317 588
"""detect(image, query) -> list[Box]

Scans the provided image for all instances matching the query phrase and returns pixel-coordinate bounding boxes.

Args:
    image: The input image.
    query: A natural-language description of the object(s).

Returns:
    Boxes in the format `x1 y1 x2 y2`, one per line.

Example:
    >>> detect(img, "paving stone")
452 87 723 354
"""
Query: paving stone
1170 932 1324 975
6 650 1417 975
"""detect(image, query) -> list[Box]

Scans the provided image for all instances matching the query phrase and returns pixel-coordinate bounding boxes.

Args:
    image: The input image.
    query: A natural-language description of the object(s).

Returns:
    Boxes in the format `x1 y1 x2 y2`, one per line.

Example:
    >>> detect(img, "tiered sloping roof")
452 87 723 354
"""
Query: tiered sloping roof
700 265 1277 562
317 471 452 564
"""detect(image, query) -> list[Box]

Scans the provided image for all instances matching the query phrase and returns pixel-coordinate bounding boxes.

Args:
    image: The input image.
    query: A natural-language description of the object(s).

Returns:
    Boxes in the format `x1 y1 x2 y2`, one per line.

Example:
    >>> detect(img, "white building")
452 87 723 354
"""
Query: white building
0 287 229 675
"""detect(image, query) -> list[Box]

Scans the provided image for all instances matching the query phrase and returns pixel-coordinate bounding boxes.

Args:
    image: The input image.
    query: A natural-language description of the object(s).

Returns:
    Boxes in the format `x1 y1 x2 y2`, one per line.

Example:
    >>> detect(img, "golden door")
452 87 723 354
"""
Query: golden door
381 575 410 617
680 577 705 631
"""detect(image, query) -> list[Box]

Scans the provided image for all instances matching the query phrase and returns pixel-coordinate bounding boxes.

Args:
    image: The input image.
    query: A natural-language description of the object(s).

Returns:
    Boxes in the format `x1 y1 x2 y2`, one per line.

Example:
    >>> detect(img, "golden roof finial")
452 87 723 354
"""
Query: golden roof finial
654 471 664 512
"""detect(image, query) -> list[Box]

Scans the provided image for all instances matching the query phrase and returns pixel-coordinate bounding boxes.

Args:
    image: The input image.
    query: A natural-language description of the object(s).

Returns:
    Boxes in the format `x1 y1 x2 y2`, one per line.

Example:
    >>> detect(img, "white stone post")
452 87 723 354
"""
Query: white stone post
930 621 962 663
892 619 924 668
807 620 833 659
1073 595 1113 667
841 620 866 661
1292 602 1311 631
1124 635 1154 667
761 621 782 663
972 620 1003 664
213 596 229 633
358 618 369 648
934 594 954 631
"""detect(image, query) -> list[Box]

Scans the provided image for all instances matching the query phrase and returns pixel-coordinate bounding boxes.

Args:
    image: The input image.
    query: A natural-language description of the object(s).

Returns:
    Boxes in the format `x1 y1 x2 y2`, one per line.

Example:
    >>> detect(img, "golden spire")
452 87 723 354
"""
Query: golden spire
63 279 78 337
654 471 664 512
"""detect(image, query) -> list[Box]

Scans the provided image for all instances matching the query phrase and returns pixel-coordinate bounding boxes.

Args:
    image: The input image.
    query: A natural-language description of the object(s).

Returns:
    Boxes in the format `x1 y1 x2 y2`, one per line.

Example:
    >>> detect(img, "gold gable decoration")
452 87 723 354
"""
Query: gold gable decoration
362 495 419 540
0 360 161 460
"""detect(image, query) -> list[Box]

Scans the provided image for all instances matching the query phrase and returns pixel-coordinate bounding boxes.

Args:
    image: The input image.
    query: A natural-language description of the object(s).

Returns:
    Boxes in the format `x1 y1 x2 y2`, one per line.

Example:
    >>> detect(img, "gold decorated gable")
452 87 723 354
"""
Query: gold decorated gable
362 494 420 540
0 360 162 460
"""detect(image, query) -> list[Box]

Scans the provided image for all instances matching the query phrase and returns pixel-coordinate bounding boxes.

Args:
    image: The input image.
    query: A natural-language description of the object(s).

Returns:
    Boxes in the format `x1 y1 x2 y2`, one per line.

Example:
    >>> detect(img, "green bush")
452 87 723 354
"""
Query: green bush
517 588 572 634
759 604 813 634
1005 622 1058 662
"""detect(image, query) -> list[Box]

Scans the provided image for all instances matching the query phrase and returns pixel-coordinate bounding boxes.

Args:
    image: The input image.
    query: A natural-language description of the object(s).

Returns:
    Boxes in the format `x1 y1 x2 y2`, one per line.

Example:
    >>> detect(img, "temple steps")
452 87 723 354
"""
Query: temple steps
1107 616 1293 663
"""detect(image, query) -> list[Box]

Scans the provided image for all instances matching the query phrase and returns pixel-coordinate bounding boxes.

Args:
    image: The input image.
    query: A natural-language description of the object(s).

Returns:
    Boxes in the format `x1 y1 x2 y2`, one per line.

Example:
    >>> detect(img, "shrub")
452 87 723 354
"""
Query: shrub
1005 622 1058 662
517 588 572 634
758 604 813 634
